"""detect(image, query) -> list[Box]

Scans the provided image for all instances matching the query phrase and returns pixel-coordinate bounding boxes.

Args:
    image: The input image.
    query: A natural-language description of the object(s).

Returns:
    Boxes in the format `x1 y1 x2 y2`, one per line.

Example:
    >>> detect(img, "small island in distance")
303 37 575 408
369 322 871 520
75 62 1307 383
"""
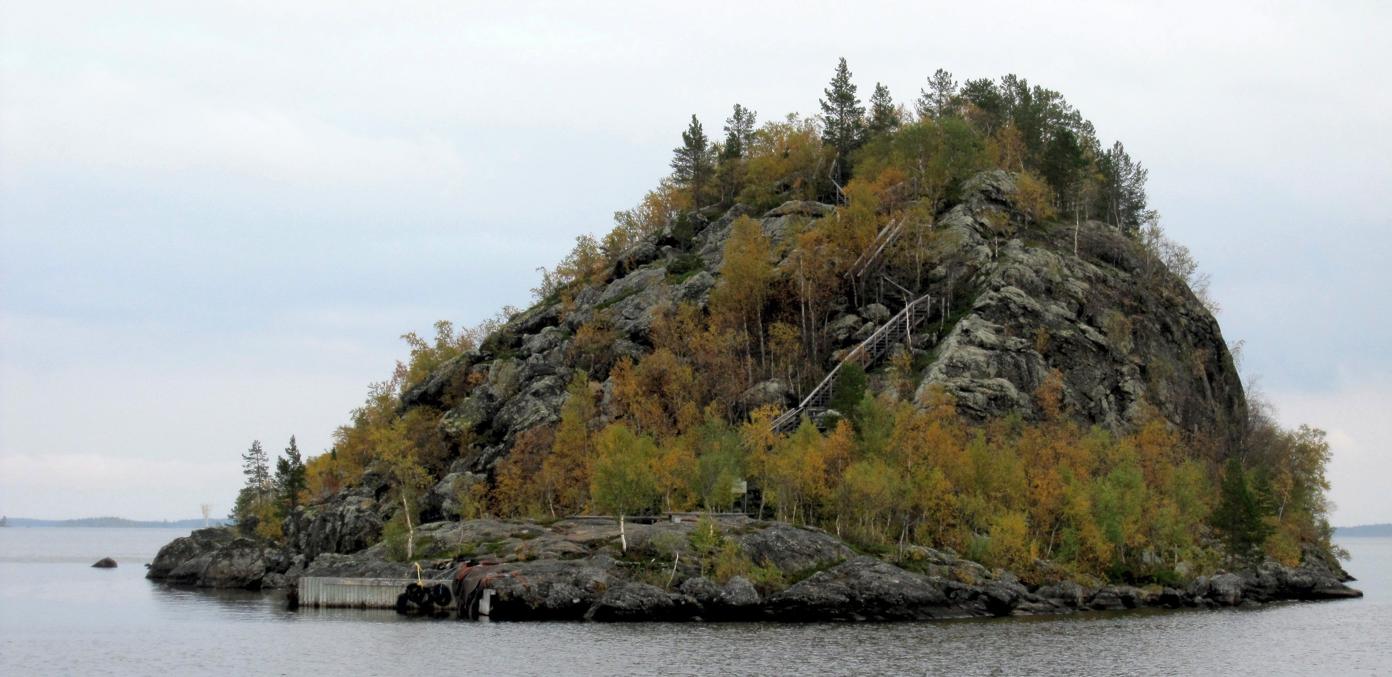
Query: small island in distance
2 516 231 529
1335 524 1392 538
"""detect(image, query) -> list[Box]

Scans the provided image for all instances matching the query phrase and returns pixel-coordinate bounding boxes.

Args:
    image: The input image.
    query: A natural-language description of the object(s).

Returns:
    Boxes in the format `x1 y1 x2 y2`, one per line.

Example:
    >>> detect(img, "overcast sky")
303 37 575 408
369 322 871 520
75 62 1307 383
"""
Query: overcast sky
1 1 1388 524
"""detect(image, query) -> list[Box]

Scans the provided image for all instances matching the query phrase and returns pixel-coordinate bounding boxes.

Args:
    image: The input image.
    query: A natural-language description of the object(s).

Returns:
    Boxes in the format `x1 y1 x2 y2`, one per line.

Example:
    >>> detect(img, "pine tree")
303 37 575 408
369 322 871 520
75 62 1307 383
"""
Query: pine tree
1212 458 1272 565
275 435 307 511
916 68 958 120
819 57 865 187
867 83 899 136
721 103 758 159
716 104 758 204
241 440 270 501
671 114 714 207
1095 141 1150 230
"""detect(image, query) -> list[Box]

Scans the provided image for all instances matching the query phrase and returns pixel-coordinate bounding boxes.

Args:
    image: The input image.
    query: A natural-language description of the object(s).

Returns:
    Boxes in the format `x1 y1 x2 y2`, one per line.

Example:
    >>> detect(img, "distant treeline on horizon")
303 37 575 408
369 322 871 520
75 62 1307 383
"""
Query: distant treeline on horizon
1333 523 1392 538
1 516 230 528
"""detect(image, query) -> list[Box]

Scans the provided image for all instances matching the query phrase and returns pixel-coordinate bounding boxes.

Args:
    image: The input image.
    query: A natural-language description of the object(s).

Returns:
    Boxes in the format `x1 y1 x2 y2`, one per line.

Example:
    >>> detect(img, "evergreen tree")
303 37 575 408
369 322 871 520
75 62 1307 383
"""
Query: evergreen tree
916 68 958 120
671 115 714 207
715 104 757 204
241 440 270 501
867 83 900 136
819 57 865 187
1212 458 1272 565
720 103 758 159
275 435 308 511
958 77 1007 133
1040 127 1087 214
1095 141 1150 230
233 440 271 530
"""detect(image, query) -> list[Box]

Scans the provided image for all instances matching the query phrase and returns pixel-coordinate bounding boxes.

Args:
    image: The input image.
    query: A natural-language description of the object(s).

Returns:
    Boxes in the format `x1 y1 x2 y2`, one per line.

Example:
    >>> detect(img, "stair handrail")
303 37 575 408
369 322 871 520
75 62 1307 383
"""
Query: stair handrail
771 292 934 432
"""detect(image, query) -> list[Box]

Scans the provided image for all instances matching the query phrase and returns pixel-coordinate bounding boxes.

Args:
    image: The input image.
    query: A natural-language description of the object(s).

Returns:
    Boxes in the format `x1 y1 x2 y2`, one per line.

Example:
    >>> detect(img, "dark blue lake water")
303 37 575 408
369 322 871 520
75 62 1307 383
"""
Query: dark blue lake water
1 527 1387 675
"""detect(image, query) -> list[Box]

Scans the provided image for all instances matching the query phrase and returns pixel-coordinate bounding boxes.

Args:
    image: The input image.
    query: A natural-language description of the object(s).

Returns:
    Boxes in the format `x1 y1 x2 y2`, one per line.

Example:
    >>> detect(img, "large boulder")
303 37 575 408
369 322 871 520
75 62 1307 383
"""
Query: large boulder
147 527 236 580
1237 558 1364 603
827 314 863 344
740 379 793 411
736 523 852 574
196 537 272 589
764 200 835 218
766 556 986 621
301 552 412 579
147 528 282 590
486 558 619 621
1202 573 1246 606
290 493 384 561
585 583 698 622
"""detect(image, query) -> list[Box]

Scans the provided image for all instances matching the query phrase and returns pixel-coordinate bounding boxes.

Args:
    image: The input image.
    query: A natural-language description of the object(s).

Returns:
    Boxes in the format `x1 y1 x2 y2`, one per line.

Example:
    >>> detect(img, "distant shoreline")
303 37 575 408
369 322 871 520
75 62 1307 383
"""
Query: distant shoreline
1334 523 1392 538
1 516 229 529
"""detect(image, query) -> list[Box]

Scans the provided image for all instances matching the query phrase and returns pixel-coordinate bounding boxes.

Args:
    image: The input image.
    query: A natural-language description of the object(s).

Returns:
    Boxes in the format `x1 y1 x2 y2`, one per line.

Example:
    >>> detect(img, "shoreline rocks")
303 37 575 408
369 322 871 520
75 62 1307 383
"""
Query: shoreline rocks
91 557 117 568
145 518 1362 621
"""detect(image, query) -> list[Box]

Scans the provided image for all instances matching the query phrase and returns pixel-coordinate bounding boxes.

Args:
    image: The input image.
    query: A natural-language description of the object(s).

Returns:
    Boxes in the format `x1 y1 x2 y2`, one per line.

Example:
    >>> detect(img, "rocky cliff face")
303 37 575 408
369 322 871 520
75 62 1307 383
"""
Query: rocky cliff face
915 172 1246 446
403 169 1246 476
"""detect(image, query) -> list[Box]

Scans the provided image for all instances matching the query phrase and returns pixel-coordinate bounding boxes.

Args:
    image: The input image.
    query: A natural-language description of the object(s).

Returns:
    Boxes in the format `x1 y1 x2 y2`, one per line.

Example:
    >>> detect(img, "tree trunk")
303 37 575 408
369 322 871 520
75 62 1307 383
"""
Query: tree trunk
401 494 415 562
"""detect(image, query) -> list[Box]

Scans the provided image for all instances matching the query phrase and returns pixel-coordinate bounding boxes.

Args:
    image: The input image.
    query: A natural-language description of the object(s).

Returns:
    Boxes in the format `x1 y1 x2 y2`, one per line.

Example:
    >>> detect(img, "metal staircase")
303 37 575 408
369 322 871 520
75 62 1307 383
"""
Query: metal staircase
770 292 935 433
846 217 905 282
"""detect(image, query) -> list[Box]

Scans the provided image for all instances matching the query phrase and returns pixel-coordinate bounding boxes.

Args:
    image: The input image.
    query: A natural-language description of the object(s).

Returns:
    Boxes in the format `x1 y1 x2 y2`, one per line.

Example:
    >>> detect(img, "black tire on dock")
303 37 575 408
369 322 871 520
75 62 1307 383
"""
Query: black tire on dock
405 583 427 606
431 584 452 607
395 592 410 614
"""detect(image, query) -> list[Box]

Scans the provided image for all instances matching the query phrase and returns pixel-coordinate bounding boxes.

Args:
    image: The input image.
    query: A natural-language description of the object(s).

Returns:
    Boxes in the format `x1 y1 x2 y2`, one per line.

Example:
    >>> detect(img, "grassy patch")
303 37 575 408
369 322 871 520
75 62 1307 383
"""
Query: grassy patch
595 287 641 310
664 253 705 284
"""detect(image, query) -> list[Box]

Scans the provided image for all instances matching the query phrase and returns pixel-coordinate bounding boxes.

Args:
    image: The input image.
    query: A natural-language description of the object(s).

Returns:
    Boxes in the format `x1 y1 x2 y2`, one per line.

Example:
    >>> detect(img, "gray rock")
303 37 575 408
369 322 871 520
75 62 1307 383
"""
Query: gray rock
1205 573 1245 606
147 527 236 580
492 373 569 442
586 582 697 622
721 576 760 607
678 576 722 605
429 472 485 519
91 557 117 568
860 303 892 324
506 301 563 337
194 537 271 589
737 523 852 574
764 200 835 218
486 558 618 621
852 321 877 342
289 494 383 561
1036 580 1090 608
827 314 863 344
521 326 569 356
740 379 793 411
767 556 980 621
1090 584 1142 610
440 394 495 438
611 240 662 276
302 552 412 579
399 350 482 410
487 358 523 402
674 270 716 304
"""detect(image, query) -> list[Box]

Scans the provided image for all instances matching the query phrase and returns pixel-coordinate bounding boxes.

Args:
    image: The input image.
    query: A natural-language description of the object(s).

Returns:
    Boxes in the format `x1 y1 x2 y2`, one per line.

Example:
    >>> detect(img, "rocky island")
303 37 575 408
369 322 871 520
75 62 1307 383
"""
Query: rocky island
149 64 1361 620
